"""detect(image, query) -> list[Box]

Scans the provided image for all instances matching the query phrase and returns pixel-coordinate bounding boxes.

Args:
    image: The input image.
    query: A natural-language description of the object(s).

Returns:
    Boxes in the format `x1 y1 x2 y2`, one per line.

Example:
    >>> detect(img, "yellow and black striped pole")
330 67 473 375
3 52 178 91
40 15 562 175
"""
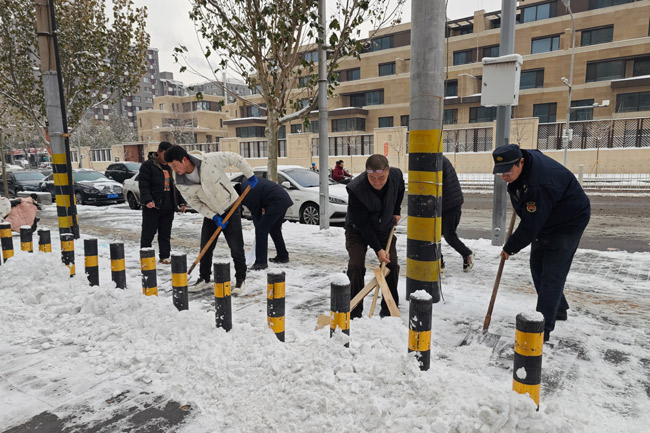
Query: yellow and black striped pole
20 226 33 252
110 243 126 289
512 312 545 409
330 277 350 346
171 253 188 311
38 229 52 253
0 222 13 263
140 248 157 296
84 238 99 286
214 261 232 331
51 152 79 239
408 290 433 371
267 270 286 342
60 233 75 277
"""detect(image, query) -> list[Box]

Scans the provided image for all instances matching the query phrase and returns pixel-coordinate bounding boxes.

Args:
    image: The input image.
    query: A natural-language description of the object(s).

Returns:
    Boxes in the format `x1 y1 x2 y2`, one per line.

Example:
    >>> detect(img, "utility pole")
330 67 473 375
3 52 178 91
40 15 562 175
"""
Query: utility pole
317 0 330 229
491 0 517 247
35 0 79 238
405 0 445 301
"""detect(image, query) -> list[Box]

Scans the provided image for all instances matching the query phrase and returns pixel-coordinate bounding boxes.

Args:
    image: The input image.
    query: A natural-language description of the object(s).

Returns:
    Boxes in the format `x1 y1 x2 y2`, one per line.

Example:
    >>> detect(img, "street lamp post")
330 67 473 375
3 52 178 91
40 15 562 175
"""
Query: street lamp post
561 0 575 167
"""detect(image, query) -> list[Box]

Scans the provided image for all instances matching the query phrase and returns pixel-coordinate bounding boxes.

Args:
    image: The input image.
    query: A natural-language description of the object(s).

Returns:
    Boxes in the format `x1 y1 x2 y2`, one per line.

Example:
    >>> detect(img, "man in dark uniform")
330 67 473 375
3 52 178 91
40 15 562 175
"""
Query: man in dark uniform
235 177 293 270
139 141 186 264
493 144 590 342
441 155 474 272
345 154 405 318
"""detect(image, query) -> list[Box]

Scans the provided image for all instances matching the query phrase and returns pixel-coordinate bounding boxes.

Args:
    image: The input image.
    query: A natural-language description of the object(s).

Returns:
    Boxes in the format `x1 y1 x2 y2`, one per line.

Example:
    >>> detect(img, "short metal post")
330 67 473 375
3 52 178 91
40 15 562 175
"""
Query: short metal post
110 243 126 289
38 229 52 253
20 226 33 252
61 233 75 277
84 238 99 286
0 222 14 263
513 312 545 409
214 261 232 331
330 277 350 346
140 247 157 296
408 291 433 371
171 253 188 311
267 271 286 342
578 163 584 185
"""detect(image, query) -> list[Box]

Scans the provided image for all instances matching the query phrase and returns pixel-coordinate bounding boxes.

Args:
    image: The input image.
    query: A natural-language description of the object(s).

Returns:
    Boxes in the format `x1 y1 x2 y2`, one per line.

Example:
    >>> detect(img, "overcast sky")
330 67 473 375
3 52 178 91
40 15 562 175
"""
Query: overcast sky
130 0 504 86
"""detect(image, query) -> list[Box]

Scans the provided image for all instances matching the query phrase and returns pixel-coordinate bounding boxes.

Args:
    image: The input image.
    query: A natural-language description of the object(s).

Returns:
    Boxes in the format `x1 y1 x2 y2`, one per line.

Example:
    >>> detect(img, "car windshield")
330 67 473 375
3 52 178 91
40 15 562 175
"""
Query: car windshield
124 162 141 171
13 171 45 181
281 168 335 187
74 171 109 182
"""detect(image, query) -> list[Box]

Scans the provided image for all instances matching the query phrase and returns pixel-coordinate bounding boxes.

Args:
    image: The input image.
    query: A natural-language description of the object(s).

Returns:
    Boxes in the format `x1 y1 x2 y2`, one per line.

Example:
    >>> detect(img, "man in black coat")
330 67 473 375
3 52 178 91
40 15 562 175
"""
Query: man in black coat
139 141 186 264
345 154 405 318
236 177 293 270
493 144 590 342
441 155 474 272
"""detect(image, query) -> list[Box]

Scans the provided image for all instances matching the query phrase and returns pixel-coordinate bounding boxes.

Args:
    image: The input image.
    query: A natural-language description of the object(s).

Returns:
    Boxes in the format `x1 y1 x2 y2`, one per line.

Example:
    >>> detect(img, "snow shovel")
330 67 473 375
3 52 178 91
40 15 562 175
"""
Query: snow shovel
459 210 517 347
188 185 251 276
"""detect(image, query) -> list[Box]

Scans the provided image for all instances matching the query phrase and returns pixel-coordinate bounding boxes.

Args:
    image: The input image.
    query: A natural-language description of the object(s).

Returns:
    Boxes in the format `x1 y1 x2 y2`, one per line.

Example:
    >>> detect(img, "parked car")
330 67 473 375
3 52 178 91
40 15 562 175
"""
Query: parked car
230 165 348 225
104 162 141 183
122 173 192 212
40 169 124 205
0 170 46 198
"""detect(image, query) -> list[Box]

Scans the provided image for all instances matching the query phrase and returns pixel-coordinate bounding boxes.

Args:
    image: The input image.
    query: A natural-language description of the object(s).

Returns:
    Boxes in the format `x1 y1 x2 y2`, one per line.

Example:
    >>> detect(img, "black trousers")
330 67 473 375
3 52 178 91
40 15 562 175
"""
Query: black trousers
140 208 175 259
441 205 472 258
346 227 399 318
253 208 288 265
199 209 246 282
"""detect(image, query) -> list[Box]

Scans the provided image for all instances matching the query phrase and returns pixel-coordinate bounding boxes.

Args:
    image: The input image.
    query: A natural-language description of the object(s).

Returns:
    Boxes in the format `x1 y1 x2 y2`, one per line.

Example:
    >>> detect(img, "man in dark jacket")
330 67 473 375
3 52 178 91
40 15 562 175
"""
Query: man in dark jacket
345 154 405 318
139 141 186 264
236 177 293 270
493 144 590 342
441 155 474 272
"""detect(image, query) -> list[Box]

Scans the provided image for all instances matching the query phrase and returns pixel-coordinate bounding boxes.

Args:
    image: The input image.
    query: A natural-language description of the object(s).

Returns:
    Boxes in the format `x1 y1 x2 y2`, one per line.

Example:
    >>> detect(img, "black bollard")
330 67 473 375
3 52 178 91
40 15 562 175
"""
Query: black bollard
408 290 433 371
140 248 158 296
213 261 232 331
20 226 33 252
267 271 286 342
513 312 545 409
84 238 99 286
38 229 52 253
0 222 14 263
330 276 351 346
110 243 126 289
171 253 188 311
60 233 75 277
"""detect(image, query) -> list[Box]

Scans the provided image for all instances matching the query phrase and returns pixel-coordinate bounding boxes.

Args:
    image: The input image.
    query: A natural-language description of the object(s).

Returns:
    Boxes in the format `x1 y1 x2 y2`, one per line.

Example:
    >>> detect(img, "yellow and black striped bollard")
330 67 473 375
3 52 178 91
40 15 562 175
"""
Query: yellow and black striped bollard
171 253 188 311
140 248 158 296
214 261 232 331
110 243 126 289
267 271 285 342
512 312 545 409
408 290 433 371
20 226 33 252
61 233 75 277
330 277 350 346
0 222 13 263
38 229 52 253
85 238 99 286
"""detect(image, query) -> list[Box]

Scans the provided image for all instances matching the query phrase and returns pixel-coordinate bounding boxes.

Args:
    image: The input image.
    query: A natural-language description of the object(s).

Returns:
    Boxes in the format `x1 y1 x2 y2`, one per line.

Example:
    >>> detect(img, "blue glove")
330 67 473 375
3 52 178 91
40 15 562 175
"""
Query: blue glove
247 175 258 189
212 214 228 229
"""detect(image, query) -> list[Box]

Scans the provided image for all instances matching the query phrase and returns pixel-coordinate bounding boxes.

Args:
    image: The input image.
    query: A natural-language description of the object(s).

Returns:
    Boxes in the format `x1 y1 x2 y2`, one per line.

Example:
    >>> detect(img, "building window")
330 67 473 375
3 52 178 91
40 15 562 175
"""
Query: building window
445 80 458 97
453 49 474 66
586 59 626 82
521 2 557 23
158 103 165 110
379 62 396 77
339 68 360 82
290 124 302 134
531 35 560 54
520 69 544 89
301 50 318 63
236 126 266 138
278 139 287 157
370 35 394 52
469 106 497 123
570 99 595 121
588 0 633 10
443 109 458 125
240 105 266 118
400 115 409 129
349 90 384 107
581 26 613 46
482 45 500 59
533 103 557 123
133 96 141 102
378 116 394 128
633 57 650 77
331 118 366 132
240 141 267 158
616 91 650 112
320 135 374 156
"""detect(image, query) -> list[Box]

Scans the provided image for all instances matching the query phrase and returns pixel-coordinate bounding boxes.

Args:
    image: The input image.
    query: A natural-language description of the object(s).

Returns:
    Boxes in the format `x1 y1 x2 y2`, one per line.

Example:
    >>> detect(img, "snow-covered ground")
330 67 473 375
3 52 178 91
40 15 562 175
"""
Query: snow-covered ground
1 204 649 432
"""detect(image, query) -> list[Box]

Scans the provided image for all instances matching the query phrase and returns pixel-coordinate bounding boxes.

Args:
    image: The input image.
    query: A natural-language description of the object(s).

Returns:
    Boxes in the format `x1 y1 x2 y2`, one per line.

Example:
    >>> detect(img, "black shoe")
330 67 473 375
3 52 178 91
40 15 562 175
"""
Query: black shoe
269 256 289 263
440 257 445 273
556 309 568 321
249 263 268 271
463 252 475 272
232 278 246 296
543 331 550 342
379 308 390 318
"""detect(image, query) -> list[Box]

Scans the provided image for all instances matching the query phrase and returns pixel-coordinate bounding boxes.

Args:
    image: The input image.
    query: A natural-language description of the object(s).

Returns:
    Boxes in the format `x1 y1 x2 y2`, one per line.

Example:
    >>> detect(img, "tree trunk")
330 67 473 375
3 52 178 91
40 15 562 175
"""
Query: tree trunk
267 111 279 183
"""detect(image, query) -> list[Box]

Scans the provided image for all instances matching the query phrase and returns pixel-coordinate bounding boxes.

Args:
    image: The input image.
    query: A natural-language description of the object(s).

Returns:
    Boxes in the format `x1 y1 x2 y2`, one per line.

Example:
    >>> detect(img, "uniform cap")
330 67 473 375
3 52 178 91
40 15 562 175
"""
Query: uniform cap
492 144 523 174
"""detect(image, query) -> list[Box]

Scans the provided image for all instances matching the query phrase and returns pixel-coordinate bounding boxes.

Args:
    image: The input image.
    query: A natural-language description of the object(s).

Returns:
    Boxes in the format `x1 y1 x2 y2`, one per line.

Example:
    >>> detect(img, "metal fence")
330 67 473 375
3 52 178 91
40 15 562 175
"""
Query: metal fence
457 172 650 192
442 127 493 153
538 117 650 151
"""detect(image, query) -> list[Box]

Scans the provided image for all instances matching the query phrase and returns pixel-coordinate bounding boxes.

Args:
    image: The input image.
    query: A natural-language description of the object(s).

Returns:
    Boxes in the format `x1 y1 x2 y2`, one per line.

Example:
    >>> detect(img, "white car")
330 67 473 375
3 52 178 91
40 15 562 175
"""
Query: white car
231 165 348 225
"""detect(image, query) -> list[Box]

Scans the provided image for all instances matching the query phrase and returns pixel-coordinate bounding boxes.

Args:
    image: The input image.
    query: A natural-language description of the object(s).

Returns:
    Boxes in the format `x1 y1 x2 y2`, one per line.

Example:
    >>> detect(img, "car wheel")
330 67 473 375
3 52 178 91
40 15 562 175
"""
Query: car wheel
300 202 319 225
75 191 84 205
127 192 141 210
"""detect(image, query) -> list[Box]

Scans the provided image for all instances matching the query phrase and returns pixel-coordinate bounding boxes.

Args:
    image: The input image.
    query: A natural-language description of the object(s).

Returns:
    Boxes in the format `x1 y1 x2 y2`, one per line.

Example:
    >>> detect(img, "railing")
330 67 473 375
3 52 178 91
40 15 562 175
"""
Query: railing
538 117 650 150
457 173 650 192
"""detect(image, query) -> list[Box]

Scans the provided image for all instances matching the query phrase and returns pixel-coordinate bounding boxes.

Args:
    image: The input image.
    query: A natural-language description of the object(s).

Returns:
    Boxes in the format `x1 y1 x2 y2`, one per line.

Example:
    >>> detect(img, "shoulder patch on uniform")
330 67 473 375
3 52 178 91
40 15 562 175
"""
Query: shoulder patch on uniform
526 202 537 213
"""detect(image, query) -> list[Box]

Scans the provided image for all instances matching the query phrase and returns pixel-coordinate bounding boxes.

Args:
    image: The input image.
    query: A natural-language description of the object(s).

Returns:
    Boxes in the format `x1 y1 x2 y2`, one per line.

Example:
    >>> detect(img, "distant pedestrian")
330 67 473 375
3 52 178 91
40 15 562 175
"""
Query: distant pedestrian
310 162 318 171
493 144 590 342
441 155 474 272
333 160 352 184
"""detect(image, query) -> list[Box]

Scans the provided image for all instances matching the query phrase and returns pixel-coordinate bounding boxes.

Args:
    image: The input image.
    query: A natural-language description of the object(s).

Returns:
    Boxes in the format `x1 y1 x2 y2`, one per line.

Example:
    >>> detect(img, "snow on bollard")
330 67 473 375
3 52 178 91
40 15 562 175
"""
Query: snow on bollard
85 238 100 286
140 247 157 296
171 253 188 311
0 222 14 263
110 243 126 289
38 229 51 253
20 226 33 252
213 261 232 332
60 233 75 277
512 311 545 409
330 274 350 346
408 290 433 371
267 270 286 342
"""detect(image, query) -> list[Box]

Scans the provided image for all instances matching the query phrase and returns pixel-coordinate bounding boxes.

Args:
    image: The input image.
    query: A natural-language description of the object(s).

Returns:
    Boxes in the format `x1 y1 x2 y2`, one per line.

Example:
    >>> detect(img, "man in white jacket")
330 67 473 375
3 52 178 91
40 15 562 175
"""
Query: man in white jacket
164 145 258 294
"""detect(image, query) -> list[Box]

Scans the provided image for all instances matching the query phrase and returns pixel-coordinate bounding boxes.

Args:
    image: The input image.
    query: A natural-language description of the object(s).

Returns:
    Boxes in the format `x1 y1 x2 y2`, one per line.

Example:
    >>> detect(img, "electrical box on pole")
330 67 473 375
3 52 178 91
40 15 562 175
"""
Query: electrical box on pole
481 54 523 107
